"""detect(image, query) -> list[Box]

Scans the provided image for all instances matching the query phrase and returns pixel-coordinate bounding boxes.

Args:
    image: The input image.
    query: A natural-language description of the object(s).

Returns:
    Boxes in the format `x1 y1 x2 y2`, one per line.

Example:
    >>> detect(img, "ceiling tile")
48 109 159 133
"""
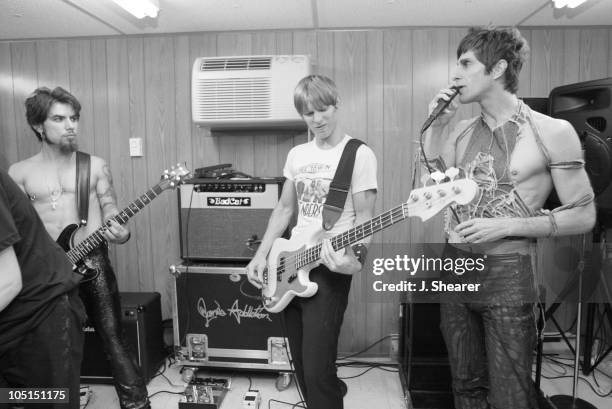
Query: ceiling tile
0 0 120 39
128 0 314 34
315 0 542 28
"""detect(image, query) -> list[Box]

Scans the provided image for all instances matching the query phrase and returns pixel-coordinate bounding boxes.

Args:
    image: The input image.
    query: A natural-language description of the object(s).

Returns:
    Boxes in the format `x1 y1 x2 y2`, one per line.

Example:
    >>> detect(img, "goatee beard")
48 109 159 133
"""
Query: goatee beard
59 139 78 153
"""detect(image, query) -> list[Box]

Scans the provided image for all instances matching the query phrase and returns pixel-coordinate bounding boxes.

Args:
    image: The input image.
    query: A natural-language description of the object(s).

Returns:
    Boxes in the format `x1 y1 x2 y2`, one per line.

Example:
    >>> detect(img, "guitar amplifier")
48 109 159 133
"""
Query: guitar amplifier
178 178 284 261
80 292 165 384
170 263 291 371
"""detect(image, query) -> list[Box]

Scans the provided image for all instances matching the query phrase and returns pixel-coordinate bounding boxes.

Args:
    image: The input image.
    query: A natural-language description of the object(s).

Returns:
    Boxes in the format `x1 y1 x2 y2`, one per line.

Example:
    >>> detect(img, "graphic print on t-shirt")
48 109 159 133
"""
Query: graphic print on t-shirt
295 162 333 221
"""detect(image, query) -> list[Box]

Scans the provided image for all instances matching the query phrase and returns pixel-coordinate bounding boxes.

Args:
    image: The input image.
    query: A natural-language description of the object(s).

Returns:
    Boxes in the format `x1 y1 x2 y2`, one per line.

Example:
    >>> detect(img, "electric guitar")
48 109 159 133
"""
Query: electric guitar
57 163 191 277
261 172 479 313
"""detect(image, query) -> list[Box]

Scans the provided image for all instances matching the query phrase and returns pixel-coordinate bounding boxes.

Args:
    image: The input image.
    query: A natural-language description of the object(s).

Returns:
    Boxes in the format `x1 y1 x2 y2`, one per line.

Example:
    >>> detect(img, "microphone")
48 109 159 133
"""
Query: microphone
420 86 462 133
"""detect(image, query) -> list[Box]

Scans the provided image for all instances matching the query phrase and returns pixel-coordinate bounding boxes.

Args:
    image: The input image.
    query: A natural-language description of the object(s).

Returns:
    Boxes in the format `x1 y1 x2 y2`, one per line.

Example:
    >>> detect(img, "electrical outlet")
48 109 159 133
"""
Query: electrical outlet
129 138 143 157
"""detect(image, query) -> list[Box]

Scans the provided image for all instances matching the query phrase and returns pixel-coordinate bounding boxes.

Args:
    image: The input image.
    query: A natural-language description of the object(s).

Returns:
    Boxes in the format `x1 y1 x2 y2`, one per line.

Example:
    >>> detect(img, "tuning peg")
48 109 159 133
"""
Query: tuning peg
445 167 459 181
431 171 445 184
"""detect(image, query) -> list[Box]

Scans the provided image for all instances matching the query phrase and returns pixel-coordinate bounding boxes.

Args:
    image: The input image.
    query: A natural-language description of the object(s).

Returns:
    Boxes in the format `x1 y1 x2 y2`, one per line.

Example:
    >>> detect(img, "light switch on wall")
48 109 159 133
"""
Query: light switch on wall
129 138 143 157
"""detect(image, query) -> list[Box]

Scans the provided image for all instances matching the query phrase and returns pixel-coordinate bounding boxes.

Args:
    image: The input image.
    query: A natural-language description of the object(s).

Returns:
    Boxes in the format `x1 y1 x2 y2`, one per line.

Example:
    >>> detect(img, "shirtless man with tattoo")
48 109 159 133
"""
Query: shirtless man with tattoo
9 87 150 409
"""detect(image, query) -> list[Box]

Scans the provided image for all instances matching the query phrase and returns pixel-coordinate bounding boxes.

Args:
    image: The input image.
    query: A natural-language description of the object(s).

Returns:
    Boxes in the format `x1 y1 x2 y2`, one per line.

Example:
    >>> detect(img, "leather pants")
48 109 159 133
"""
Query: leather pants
80 246 150 409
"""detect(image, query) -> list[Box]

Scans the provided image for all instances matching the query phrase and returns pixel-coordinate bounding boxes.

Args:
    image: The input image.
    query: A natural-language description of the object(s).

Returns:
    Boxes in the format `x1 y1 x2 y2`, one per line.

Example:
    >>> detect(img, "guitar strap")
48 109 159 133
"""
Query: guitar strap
322 138 365 231
75 151 91 226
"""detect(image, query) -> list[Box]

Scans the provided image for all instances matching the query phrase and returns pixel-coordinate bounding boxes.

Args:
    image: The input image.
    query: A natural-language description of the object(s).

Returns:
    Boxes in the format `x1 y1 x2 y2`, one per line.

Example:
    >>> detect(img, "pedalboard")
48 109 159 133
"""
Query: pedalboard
178 376 230 409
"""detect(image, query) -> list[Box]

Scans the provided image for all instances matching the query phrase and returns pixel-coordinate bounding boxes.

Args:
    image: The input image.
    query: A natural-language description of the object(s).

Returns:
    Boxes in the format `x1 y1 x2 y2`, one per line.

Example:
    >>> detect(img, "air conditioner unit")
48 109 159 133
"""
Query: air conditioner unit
192 55 312 130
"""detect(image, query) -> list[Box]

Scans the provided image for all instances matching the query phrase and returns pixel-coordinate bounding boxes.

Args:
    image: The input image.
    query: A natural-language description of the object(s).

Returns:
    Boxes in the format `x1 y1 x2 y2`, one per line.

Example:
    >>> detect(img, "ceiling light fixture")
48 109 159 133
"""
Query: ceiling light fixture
552 0 588 8
112 0 159 19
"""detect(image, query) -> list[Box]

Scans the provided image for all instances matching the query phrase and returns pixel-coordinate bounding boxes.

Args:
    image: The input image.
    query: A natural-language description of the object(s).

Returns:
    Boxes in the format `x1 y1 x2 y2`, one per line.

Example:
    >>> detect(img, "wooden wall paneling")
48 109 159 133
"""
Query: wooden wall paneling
380 30 413 358
127 37 155 293
35 40 70 90
0 43 17 170
67 39 95 154
315 30 334 81
412 29 452 244
188 33 220 170
10 42 40 160
531 30 555 97
276 31 293 54
251 32 281 178
90 40 111 163
579 28 609 82
381 29 412 248
173 35 193 172
334 31 367 143
333 30 371 353
106 38 137 291
216 33 255 176
560 29 581 87
143 36 179 315
362 30 391 355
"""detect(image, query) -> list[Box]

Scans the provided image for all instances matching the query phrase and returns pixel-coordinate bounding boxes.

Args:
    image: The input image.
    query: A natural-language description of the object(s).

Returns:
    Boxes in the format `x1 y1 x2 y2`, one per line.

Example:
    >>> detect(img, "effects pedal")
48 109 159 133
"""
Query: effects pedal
79 386 91 408
243 390 261 409
178 375 230 409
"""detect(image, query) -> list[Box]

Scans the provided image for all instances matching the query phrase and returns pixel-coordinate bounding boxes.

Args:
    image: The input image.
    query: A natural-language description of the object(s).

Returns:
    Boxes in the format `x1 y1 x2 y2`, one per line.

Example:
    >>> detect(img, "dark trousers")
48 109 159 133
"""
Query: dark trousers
80 247 149 409
439 250 538 409
0 292 85 409
283 265 352 409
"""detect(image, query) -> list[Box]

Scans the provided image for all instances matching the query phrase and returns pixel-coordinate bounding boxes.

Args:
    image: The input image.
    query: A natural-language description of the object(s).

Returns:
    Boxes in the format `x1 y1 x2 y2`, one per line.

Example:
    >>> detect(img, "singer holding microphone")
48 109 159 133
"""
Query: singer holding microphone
422 27 596 409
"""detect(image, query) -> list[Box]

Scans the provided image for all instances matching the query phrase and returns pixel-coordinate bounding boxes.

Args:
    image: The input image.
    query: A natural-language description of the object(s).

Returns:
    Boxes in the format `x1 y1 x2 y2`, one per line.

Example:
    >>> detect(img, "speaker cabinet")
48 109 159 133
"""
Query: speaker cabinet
549 78 612 216
171 263 291 371
81 292 165 384
400 303 454 409
178 178 284 261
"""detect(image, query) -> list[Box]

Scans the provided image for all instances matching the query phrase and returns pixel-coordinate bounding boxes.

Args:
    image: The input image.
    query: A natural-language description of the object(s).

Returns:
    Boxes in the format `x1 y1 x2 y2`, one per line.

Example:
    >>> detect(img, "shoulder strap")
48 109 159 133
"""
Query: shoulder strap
75 151 91 226
322 138 365 231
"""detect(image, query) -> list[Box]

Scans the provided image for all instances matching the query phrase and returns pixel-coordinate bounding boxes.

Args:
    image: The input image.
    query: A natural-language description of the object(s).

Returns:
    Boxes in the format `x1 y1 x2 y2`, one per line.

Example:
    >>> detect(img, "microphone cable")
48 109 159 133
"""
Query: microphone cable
419 86 462 174
418 86 462 223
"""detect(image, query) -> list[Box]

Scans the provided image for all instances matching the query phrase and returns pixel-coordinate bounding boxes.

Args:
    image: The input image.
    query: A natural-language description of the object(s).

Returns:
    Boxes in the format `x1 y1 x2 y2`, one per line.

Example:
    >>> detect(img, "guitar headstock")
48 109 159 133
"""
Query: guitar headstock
160 163 191 190
406 168 478 222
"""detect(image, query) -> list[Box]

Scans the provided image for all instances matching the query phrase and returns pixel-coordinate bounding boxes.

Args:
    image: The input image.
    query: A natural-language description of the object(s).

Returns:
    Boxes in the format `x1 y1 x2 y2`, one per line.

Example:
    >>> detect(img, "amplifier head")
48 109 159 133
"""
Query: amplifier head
179 178 284 261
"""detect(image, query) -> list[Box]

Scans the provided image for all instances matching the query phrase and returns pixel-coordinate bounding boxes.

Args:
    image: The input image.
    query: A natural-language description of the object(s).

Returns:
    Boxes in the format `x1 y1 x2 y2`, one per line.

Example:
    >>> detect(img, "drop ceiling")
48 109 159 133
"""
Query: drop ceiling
1 0 611 41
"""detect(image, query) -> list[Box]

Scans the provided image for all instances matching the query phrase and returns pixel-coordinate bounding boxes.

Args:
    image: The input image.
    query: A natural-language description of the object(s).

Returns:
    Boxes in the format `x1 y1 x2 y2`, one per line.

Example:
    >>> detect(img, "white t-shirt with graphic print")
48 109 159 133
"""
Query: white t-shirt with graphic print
283 134 378 239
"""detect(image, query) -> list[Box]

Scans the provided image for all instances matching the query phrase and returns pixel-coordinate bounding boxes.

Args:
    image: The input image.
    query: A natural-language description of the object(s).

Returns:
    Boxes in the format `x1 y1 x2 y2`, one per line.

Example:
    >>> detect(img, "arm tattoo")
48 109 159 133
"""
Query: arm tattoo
98 164 119 215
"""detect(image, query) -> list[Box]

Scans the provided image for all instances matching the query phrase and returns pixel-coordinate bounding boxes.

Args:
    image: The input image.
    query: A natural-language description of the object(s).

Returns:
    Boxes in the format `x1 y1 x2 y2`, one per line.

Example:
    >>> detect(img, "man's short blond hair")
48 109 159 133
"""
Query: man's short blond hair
293 75 339 115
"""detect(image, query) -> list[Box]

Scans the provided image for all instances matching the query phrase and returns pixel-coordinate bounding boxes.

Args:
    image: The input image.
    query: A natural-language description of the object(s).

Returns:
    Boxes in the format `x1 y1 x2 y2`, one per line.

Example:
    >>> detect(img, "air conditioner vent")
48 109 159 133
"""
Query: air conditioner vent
193 78 271 119
199 57 272 72
192 55 311 129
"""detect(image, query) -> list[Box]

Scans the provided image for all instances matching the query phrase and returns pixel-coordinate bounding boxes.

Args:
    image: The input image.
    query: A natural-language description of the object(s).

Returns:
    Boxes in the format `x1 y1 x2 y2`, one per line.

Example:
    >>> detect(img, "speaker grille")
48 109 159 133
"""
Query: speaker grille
587 116 607 133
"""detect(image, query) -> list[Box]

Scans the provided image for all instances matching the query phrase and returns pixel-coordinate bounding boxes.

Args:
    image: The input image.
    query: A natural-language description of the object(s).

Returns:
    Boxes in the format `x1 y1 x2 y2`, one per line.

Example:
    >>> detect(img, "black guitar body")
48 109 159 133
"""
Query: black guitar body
57 223 94 277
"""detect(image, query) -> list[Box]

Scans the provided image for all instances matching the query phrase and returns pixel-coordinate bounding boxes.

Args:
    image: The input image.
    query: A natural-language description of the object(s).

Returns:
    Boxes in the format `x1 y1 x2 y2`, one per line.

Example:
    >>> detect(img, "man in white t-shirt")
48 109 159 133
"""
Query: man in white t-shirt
247 75 377 409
